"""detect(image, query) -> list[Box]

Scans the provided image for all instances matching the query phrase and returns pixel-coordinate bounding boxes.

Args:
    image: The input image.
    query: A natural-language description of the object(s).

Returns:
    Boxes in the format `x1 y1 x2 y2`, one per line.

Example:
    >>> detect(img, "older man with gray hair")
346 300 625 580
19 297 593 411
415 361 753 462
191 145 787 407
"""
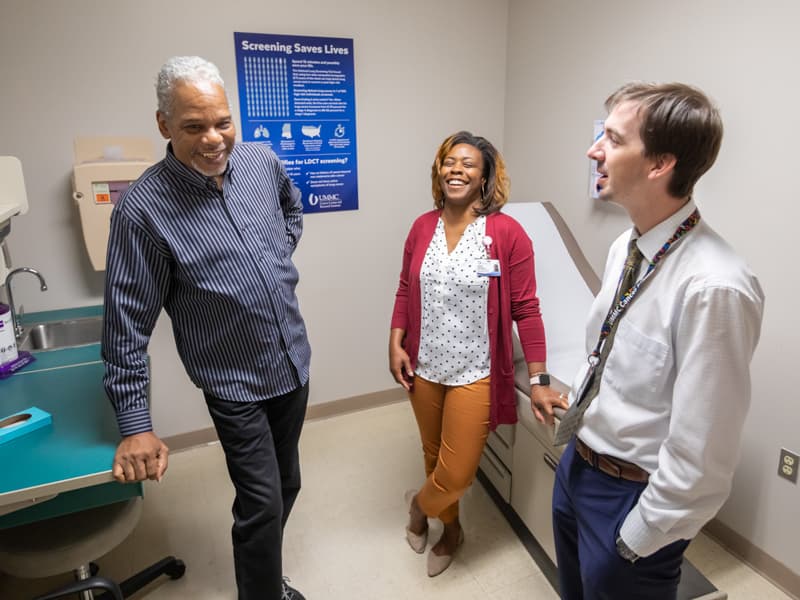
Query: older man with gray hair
102 55 310 600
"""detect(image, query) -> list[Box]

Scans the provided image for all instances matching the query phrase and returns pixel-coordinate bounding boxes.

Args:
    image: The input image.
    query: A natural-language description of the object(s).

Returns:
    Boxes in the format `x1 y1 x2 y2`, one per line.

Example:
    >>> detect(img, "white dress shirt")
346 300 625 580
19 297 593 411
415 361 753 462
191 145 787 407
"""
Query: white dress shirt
573 199 765 557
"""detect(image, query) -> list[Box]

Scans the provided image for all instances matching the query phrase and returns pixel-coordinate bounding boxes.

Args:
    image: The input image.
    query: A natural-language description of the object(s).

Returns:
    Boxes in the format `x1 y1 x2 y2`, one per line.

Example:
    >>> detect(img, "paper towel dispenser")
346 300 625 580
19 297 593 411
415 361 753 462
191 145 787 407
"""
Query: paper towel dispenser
72 137 154 270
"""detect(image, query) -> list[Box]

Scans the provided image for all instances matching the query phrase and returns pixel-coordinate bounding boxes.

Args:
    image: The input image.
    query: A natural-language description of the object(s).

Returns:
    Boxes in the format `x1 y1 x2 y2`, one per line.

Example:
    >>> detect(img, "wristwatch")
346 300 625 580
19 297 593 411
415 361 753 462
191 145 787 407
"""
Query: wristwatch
615 536 639 563
529 373 551 386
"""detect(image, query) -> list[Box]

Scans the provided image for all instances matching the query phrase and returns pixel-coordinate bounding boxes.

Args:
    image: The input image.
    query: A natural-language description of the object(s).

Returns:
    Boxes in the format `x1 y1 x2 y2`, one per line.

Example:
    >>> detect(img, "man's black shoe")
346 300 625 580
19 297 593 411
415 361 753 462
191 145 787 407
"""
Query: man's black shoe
282 576 305 600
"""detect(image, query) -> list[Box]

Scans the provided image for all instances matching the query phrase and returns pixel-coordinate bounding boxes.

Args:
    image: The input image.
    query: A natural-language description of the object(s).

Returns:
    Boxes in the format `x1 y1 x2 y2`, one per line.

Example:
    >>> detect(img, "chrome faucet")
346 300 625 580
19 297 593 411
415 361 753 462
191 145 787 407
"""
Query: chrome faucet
4 267 48 339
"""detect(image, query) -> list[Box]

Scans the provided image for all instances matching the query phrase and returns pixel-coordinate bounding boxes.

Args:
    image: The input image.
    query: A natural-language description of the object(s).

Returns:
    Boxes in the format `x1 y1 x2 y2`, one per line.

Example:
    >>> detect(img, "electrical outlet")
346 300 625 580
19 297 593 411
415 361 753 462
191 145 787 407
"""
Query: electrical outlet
778 448 799 484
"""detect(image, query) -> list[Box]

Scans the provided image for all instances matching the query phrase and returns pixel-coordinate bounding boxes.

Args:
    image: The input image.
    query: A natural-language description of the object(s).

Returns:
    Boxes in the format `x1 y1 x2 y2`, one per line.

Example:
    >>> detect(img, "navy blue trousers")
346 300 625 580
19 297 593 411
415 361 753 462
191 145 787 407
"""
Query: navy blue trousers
552 439 689 600
205 382 309 600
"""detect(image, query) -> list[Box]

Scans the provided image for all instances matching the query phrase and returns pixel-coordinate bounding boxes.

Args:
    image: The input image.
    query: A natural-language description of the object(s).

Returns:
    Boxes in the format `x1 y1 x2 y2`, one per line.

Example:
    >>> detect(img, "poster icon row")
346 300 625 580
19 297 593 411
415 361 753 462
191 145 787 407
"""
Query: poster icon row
253 123 347 140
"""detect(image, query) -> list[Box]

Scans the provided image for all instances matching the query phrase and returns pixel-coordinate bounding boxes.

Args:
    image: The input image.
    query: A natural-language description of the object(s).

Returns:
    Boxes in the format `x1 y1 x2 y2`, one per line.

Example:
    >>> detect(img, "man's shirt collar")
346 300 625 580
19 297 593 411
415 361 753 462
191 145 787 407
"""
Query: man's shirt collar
635 199 698 262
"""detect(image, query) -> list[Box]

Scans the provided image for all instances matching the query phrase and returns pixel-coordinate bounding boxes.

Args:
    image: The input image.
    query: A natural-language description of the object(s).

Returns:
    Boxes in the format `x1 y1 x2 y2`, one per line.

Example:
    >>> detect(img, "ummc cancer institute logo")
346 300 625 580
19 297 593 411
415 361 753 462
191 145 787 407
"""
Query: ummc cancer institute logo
307 192 341 207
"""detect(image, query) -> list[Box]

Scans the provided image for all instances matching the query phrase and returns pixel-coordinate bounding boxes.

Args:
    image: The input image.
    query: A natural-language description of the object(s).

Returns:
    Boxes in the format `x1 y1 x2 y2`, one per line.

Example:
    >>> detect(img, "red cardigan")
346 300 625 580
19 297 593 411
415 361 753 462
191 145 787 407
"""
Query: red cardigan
391 210 546 430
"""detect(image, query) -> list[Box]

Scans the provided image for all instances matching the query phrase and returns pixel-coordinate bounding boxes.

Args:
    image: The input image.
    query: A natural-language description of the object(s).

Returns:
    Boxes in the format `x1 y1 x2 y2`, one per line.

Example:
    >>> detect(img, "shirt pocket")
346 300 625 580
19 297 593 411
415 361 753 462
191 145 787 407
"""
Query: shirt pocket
604 319 671 401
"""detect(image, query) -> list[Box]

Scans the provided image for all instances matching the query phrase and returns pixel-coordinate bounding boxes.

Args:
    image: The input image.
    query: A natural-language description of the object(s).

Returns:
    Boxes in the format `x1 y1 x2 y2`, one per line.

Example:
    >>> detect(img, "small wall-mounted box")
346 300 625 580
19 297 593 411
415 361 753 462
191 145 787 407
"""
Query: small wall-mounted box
72 137 154 270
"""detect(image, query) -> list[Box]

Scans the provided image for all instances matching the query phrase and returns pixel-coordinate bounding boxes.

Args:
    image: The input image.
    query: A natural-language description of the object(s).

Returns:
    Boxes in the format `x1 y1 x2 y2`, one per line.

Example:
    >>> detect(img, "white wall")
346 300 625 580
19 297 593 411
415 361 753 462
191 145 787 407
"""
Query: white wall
0 0 509 435
504 0 799 577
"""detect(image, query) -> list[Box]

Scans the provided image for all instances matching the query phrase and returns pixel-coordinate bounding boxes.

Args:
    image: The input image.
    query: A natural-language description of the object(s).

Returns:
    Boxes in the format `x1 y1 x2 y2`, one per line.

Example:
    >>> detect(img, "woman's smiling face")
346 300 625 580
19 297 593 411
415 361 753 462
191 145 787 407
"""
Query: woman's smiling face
438 143 485 208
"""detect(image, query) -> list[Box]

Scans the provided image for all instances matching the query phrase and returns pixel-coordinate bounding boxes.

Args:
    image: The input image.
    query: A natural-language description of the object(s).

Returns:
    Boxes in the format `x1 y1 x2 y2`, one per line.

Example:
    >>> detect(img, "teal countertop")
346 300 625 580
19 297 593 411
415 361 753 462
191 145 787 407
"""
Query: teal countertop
0 305 141 528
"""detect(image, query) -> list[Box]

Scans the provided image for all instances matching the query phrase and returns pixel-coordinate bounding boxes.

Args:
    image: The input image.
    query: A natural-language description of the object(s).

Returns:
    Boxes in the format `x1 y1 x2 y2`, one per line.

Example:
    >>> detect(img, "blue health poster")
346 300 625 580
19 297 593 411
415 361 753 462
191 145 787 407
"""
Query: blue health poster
234 32 358 213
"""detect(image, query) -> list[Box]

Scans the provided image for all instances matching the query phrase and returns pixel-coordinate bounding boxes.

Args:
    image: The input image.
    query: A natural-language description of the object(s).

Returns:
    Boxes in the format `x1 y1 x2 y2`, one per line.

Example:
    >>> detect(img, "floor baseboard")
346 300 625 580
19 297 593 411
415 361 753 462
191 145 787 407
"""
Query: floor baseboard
164 387 407 452
703 518 799 599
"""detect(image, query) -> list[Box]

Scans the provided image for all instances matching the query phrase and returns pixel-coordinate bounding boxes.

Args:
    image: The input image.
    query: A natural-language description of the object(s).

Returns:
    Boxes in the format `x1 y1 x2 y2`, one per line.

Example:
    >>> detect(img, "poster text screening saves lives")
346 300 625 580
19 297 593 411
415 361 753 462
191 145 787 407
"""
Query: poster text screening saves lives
234 32 358 213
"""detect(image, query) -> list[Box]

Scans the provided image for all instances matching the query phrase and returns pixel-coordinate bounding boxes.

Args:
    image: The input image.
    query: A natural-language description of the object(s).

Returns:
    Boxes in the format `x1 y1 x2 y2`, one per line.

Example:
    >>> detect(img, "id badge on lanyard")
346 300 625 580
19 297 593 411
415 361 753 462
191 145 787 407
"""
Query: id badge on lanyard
573 355 599 406
476 233 500 277
477 259 500 277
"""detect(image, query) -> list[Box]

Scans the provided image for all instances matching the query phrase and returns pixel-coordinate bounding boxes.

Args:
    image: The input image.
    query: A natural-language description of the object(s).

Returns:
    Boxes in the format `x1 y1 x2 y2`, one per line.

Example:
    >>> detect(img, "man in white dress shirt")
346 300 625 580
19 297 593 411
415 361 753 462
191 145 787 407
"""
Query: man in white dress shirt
551 82 764 599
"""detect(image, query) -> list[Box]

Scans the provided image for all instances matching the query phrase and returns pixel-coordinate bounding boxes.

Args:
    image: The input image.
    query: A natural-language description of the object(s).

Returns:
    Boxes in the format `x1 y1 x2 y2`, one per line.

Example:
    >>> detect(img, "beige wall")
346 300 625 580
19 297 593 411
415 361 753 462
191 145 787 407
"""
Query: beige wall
0 0 509 436
504 0 798 579
3 0 796 583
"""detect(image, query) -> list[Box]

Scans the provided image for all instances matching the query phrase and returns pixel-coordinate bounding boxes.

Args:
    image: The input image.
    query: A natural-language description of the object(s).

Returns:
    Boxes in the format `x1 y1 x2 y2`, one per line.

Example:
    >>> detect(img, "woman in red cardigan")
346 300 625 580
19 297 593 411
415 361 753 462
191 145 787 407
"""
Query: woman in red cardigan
389 131 567 576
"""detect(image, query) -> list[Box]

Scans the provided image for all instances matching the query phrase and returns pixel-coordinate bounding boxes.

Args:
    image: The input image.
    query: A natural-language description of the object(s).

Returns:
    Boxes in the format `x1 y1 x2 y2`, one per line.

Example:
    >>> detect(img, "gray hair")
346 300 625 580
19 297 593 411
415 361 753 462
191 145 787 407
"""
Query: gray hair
156 56 225 117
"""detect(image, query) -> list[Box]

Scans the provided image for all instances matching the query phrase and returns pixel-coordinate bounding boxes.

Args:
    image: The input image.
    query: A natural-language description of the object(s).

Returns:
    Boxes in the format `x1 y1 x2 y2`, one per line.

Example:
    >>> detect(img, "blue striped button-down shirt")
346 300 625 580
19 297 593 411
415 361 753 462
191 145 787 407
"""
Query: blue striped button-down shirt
102 142 311 437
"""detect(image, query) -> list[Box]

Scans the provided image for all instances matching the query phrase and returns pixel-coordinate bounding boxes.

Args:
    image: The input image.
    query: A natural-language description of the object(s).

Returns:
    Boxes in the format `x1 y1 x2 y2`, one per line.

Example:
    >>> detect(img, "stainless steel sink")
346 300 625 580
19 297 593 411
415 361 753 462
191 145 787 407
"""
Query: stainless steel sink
17 317 103 352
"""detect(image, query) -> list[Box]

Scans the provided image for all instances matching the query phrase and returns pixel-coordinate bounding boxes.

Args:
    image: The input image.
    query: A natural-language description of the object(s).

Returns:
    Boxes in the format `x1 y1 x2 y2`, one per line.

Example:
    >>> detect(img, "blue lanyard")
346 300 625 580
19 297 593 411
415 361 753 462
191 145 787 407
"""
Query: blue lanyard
589 209 701 362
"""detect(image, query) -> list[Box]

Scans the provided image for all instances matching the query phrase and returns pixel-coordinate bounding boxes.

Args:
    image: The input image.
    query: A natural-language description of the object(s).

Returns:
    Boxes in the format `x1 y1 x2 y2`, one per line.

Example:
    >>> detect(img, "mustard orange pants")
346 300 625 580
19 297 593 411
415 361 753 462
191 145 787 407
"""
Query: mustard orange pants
409 376 491 524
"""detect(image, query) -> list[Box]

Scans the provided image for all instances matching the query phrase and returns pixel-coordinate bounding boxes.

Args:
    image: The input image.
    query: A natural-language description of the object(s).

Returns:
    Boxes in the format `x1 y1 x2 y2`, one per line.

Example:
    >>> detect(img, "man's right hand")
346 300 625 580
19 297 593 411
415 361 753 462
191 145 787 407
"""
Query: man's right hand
112 432 169 483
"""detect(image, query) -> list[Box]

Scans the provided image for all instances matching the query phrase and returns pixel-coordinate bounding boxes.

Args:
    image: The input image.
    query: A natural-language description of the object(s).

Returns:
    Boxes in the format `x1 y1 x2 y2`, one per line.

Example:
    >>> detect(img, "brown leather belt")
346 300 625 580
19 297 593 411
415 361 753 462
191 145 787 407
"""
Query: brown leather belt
575 438 649 483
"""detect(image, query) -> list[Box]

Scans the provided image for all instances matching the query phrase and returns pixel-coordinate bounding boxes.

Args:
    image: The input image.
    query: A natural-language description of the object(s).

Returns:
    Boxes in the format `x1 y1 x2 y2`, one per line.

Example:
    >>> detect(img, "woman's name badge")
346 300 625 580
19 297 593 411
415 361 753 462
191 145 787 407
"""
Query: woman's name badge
477 259 501 277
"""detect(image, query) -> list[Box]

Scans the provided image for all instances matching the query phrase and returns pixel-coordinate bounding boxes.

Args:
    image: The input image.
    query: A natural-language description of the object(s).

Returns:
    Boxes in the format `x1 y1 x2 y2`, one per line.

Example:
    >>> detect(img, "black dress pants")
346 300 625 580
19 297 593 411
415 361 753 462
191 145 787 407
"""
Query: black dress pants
205 381 309 600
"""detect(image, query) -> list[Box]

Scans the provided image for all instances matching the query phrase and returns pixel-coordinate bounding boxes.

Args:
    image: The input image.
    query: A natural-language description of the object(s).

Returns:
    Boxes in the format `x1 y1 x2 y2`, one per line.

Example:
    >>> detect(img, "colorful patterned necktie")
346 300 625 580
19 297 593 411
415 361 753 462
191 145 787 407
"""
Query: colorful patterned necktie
553 238 644 445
